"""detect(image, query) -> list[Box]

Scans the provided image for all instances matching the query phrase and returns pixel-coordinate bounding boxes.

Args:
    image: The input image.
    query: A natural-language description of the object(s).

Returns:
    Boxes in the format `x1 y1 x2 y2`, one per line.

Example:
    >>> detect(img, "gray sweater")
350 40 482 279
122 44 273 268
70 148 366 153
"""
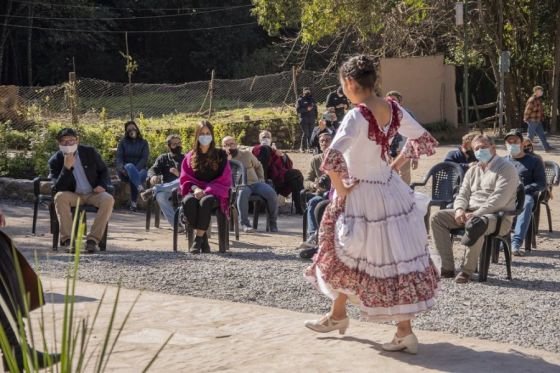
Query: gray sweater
454 155 519 216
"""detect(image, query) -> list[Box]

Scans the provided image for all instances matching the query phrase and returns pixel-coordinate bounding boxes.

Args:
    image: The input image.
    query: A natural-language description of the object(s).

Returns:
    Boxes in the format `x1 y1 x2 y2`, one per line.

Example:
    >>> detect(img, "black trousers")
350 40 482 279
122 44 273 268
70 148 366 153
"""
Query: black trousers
182 194 219 231
283 169 305 214
300 121 314 150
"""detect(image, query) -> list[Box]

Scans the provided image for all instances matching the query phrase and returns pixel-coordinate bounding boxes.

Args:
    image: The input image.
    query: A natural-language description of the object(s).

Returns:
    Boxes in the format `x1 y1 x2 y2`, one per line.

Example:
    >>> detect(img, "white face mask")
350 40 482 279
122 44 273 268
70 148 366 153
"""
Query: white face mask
260 138 271 146
59 144 77 154
198 135 213 146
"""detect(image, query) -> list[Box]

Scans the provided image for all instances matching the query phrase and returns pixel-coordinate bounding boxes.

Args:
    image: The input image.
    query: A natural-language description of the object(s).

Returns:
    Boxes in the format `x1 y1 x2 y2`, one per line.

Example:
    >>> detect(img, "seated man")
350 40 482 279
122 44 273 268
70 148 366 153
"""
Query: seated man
252 130 305 214
309 112 336 154
504 129 546 256
48 128 114 253
140 134 185 228
300 132 333 249
444 133 478 173
430 135 519 283
222 136 278 233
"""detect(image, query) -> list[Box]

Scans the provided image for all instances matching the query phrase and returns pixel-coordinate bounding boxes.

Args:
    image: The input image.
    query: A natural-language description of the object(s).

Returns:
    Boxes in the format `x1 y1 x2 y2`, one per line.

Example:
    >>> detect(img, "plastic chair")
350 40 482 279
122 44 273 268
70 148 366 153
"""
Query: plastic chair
450 183 525 282
410 162 465 229
537 160 560 233
172 160 241 252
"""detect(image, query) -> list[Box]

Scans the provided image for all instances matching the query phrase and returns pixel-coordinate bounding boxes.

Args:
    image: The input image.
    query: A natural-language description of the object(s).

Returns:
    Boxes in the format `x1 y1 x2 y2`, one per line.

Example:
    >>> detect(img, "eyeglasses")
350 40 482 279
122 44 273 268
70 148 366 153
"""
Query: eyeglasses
223 143 236 147
319 139 331 143
59 139 77 145
169 142 182 147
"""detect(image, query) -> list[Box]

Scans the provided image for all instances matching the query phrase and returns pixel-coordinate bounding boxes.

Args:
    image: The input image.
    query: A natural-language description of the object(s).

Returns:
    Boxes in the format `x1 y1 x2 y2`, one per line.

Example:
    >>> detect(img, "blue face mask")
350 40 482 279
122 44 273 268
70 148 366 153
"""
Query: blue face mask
506 143 521 156
474 148 493 163
198 135 213 146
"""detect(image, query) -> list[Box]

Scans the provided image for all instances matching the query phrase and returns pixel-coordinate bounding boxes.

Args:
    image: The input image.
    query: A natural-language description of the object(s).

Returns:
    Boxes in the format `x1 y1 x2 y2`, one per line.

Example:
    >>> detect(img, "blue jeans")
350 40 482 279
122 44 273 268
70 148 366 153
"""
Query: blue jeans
153 179 180 227
512 193 535 250
306 195 326 238
237 182 278 227
123 163 147 202
527 121 551 150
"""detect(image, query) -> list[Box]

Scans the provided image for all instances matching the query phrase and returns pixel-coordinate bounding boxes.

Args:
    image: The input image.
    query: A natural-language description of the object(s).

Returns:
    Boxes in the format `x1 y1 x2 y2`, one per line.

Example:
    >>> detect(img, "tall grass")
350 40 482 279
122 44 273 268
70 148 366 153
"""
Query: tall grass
0 201 173 372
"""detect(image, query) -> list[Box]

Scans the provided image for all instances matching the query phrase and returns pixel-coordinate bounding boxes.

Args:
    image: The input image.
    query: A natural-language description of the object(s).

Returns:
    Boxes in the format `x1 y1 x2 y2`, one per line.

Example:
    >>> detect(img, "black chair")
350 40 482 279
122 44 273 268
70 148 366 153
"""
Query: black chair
234 162 273 232
172 160 241 253
410 162 465 229
523 191 540 253
450 183 525 282
145 194 161 231
32 177 53 234
537 160 560 233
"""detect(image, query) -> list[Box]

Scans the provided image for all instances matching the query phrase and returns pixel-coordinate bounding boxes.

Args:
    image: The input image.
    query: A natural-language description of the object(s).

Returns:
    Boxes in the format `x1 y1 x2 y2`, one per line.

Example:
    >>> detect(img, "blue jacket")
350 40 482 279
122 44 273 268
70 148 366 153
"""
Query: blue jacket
505 153 546 195
115 137 150 173
444 147 477 173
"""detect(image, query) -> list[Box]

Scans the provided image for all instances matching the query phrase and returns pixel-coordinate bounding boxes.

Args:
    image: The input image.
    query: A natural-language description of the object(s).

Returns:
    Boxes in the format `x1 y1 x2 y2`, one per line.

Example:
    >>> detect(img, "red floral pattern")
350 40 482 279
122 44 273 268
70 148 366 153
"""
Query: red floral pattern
356 98 401 161
401 131 439 160
305 148 440 315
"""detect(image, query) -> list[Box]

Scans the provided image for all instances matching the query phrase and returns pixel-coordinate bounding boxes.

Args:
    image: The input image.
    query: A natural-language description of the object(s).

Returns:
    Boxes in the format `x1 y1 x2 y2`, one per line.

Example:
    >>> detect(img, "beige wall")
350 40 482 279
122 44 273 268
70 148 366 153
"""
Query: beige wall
379 55 458 127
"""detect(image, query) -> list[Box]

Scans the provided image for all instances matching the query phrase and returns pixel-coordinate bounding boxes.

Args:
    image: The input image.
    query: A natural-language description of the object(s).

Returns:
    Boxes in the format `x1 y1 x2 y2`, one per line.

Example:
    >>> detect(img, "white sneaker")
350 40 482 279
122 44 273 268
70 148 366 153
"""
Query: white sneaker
242 224 255 233
299 235 317 249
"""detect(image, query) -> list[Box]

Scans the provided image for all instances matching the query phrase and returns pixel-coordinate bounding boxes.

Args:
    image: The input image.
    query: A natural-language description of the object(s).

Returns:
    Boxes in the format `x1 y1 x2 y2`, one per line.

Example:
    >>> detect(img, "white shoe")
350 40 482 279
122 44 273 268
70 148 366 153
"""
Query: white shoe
304 314 349 335
382 333 418 354
299 235 317 249
242 224 255 233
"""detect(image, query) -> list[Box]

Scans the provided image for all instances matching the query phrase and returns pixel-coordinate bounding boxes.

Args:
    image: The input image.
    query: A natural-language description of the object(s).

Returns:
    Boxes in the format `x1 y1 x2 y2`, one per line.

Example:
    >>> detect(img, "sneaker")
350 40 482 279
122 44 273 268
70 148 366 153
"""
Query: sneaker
512 247 524 256
140 188 155 201
129 201 137 212
60 239 74 253
269 222 278 233
242 224 255 233
137 185 145 193
85 239 98 253
299 235 317 249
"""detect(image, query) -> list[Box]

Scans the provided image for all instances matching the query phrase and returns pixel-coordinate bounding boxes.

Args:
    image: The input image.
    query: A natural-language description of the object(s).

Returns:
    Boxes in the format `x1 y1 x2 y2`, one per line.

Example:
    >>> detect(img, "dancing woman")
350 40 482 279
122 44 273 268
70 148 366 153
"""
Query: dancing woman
304 55 440 354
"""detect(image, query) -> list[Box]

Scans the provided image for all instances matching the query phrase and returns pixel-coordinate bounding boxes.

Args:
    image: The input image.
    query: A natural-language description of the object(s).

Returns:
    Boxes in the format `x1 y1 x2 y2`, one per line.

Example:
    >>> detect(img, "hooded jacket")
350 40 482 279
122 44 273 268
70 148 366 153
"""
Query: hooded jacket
115 122 150 173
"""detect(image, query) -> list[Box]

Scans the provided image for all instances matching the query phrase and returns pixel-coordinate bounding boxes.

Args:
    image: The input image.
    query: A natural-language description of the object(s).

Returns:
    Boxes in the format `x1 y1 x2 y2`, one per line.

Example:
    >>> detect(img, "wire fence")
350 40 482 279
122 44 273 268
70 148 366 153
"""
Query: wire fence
1 69 339 127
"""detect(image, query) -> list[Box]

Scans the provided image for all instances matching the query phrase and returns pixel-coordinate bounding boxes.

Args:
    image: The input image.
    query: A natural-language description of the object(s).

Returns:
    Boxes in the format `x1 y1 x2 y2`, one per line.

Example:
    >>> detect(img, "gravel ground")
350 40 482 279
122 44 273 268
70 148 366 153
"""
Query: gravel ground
2 142 560 355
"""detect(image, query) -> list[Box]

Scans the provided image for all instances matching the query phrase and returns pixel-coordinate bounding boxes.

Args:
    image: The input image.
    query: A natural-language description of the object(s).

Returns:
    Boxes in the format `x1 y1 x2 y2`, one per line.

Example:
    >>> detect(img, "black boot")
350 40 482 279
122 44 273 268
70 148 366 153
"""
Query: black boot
190 235 204 254
201 233 211 253
1 309 61 370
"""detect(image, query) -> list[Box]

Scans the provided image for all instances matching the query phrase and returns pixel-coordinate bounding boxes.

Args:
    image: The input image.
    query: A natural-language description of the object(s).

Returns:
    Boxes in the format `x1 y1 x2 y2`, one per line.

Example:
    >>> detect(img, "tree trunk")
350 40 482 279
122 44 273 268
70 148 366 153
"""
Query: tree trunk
550 7 560 134
27 0 34 85
0 0 14 83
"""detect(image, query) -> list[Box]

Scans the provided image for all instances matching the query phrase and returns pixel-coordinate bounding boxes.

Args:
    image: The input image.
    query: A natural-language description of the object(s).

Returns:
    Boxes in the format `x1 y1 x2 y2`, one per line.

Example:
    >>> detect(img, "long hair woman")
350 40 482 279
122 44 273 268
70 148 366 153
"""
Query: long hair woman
179 121 231 253
304 55 440 354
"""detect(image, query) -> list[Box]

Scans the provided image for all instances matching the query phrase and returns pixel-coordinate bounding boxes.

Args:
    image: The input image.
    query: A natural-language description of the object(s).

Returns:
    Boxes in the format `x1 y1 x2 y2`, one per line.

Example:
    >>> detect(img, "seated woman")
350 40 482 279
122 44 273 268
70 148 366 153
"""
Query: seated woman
180 121 231 253
116 121 150 211
252 130 305 214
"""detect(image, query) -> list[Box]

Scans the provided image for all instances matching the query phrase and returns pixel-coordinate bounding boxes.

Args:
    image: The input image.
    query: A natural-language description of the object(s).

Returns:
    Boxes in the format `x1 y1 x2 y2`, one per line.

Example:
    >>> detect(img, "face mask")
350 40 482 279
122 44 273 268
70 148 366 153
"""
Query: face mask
260 138 271 146
59 144 77 154
170 146 182 155
475 148 493 163
506 143 521 156
198 135 213 146
128 130 137 138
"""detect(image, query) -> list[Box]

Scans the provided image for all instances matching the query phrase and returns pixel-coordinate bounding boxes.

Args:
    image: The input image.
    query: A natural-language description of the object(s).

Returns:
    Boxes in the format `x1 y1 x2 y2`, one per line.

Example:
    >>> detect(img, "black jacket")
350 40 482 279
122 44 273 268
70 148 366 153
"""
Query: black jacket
296 95 318 124
48 145 112 193
147 152 185 184
309 126 335 153
325 91 349 122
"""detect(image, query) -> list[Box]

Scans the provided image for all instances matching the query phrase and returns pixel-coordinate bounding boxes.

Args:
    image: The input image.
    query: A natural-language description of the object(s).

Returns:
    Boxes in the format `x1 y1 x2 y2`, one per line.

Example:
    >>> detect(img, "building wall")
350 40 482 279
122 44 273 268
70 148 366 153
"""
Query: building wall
379 55 458 127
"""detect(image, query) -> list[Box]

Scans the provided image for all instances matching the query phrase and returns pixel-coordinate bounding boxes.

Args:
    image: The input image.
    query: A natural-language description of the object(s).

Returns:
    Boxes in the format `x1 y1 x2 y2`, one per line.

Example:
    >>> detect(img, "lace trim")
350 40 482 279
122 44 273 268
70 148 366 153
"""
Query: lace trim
401 132 439 160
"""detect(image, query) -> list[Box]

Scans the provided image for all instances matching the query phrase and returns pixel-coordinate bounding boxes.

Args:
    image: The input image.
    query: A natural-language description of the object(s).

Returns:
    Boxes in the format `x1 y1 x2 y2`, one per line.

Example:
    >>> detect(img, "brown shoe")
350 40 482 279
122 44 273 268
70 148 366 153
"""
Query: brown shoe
441 269 455 278
454 272 470 284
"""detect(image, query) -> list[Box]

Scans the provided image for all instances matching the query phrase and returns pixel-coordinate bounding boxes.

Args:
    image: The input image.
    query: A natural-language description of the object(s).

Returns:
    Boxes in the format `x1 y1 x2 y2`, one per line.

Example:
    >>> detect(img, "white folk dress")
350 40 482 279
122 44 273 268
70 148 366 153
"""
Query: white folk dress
305 99 440 321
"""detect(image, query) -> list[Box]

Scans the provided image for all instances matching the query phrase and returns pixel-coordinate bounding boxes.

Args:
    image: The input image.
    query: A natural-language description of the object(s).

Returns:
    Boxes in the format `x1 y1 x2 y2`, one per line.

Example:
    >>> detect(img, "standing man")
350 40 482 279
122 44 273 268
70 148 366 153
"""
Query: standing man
524 85 553 152
140 134 184 228
325 86 349 127
48 128 114 253
386 90 417 184
504 130 546 256
296 87 318 152
222 136 279 233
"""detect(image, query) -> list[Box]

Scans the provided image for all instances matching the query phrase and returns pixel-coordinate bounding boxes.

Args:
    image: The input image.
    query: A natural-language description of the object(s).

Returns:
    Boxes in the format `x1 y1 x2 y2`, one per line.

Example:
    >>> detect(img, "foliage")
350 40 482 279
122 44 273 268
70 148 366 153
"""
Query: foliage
0 107 299 178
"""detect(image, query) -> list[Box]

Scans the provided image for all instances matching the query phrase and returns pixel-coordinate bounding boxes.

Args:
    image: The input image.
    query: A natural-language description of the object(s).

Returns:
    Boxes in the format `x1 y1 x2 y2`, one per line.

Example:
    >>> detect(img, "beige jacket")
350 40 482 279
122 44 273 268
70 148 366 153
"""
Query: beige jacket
454 155 519 216
305 154 324 191
232 149 264 185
